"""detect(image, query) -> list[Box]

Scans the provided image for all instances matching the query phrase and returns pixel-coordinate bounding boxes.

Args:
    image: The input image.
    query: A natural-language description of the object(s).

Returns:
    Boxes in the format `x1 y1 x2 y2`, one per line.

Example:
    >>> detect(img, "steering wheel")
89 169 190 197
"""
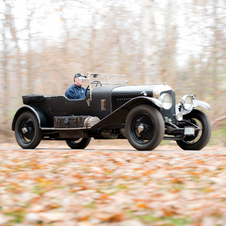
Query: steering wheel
91 80 102 87
85 85 90 96
85 81 102 96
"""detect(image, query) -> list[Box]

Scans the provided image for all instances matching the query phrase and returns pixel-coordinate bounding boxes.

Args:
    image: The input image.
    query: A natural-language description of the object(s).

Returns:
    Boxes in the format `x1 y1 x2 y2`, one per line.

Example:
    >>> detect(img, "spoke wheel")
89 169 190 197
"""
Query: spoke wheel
15 111 42 149
125 105 164 151
131 114 155 144
66 138 91 149
176 109 211 150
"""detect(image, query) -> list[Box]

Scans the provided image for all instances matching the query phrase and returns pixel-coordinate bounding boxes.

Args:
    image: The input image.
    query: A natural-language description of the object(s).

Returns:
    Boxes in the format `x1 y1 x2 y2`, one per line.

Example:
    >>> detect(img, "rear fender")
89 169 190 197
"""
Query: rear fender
91 96 162 129
12 106 48 131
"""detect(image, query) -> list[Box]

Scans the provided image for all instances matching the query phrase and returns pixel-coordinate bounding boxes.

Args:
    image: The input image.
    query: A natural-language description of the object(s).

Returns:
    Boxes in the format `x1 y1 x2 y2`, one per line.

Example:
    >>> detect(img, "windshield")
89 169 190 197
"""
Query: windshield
87 73 127 89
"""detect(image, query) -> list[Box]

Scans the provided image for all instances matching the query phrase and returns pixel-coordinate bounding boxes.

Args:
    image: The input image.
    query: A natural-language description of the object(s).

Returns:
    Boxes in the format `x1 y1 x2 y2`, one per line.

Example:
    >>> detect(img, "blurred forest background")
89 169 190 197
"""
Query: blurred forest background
0 0 226 146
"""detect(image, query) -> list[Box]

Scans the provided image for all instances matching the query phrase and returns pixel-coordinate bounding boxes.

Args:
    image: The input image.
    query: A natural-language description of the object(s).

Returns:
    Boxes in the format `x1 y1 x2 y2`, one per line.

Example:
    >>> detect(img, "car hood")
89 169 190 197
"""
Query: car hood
111 84 173 98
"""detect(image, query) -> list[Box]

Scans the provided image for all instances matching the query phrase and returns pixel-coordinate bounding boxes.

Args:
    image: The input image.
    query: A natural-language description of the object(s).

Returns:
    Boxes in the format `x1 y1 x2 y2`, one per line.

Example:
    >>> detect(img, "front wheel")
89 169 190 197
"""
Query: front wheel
125 105 165 151
176 109 211 150
15 111 42 149
66 138 91 149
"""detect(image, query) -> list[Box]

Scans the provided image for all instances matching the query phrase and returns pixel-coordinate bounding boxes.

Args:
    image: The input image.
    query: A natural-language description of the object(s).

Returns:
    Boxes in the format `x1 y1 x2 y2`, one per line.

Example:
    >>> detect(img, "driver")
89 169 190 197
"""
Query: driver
65 73 87 99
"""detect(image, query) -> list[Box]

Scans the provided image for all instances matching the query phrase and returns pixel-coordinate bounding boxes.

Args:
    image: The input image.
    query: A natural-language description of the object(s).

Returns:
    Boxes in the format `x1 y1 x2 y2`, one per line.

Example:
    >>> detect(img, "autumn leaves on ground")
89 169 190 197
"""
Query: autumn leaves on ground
1 146 226 226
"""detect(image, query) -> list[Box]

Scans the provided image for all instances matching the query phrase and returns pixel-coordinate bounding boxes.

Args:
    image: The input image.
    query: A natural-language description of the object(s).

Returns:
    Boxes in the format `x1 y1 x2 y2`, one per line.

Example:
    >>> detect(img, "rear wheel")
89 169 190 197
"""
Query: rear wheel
176 109 211 150
15 111 42 149
125 105 165 150
66 138 91 149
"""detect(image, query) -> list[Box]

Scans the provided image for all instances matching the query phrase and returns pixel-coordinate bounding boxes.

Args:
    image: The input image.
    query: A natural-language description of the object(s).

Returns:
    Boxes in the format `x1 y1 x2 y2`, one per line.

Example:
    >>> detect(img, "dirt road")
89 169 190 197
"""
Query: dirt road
1 141 225 153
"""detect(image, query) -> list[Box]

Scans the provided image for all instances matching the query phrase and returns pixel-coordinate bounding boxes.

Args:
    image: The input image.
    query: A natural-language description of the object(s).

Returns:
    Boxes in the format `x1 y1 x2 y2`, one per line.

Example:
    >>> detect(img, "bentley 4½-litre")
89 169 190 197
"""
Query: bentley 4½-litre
12 73 211 151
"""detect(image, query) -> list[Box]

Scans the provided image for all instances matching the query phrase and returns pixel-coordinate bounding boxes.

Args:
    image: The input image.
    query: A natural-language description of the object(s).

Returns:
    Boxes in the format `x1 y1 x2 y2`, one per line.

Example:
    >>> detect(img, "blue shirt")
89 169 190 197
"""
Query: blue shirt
65 84 86 100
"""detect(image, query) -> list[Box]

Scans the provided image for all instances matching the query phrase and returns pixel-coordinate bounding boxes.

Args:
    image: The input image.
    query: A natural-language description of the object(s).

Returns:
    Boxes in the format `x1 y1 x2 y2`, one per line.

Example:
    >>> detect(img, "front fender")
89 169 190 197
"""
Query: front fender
12 106 48 131
120 96 162 109
193 100 211 111
91 96 162 129
176 100 211 116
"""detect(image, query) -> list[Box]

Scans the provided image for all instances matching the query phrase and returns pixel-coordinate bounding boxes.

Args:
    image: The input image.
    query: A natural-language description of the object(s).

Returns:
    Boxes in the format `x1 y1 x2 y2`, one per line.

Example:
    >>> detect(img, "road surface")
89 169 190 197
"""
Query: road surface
0 141 225 154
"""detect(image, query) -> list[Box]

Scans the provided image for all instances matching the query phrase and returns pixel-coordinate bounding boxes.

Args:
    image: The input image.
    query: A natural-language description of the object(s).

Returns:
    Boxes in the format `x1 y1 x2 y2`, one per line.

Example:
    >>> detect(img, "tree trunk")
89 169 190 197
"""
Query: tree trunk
1 2 10 141
212 0 218 116
27 15 33 94
162 0 178 87
141 0 158 84
8 4 23 99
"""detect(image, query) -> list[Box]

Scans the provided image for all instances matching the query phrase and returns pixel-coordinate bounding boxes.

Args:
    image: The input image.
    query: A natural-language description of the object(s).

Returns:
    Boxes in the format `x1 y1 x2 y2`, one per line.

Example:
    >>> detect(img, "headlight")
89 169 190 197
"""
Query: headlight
181 95 193 110
159 93 172 110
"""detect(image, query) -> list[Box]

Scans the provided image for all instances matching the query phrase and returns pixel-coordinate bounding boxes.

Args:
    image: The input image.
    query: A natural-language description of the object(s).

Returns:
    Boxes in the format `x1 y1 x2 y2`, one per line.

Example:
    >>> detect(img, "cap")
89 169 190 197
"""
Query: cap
74 73 86 81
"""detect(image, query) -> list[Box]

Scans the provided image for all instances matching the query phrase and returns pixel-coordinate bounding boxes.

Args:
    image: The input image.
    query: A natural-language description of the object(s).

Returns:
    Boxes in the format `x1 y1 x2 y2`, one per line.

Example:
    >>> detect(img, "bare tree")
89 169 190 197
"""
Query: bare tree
26 2 35 93
141 0 158 84
8 3 23 98
0 0 10 140
159 0 178 87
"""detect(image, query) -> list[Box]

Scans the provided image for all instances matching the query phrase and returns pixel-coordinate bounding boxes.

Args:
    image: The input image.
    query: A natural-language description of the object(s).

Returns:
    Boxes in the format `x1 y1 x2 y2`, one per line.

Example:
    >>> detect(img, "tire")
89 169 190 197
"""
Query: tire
66 138 91 149
176 109 211 150
125 105 165 151
15 111 42 149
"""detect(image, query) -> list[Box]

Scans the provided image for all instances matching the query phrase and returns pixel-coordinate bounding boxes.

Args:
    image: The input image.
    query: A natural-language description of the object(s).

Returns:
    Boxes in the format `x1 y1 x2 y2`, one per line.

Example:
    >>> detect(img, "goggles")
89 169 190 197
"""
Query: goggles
77 77 86 82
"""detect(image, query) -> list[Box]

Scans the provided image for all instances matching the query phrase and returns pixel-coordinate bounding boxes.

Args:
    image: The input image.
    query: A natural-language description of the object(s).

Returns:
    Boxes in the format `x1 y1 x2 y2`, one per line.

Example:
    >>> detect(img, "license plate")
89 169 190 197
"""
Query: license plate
184 127 195 135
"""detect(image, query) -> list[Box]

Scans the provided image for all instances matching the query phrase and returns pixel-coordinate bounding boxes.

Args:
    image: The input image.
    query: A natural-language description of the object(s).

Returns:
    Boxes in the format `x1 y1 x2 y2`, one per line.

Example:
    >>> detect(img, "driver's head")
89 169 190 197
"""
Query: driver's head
74 73 86 86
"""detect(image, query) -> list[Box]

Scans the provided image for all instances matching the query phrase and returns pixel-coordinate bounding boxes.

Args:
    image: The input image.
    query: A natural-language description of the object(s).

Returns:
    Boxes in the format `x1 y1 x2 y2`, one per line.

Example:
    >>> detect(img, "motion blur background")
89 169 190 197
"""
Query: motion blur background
0 0 226 146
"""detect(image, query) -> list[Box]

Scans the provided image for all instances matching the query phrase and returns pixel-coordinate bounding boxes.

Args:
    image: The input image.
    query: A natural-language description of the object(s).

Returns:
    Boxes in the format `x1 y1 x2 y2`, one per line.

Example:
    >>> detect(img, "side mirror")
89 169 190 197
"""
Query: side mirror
93 74 99 78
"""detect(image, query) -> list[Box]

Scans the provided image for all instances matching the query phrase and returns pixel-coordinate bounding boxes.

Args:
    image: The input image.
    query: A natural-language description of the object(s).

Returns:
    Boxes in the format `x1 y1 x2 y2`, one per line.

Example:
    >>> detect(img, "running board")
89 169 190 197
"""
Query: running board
41 127 90 130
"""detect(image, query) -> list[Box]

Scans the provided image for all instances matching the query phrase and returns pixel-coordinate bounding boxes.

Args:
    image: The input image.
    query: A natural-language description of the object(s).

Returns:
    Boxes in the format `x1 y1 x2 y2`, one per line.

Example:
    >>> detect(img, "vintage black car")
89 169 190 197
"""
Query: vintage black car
12 73 211 151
